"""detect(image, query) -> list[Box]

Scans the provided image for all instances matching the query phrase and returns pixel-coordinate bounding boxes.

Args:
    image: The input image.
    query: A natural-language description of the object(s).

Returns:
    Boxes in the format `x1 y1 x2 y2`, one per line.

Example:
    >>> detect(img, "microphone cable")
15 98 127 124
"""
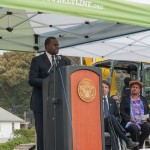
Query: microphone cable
103 99 119 149
104 99 120 149
107 115 120 150
108 116 128 150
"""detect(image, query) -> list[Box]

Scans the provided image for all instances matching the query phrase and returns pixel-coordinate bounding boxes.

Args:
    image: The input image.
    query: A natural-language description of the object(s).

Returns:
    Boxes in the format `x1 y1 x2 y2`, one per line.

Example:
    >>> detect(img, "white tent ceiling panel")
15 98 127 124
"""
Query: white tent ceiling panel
59 30 150 61
39 21 118 49
59 47 101 58
0 36 34 51
135 48 150 56
0 7 150 62
0 9 34 34
0 7 97 52
27 13 96 34
40 21 150 51
0 32 34 51
76 43 117 55
106 51 150 62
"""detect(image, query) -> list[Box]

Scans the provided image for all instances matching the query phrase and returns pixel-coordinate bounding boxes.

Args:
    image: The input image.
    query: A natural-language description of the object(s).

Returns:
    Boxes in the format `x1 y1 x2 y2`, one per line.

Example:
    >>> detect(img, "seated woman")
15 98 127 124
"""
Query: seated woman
120 81 150 150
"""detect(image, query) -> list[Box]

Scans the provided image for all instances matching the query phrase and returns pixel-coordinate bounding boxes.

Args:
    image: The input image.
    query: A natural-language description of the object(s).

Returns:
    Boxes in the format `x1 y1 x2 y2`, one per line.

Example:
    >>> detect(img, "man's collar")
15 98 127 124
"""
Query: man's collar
46 51 52 57
103 95 108 99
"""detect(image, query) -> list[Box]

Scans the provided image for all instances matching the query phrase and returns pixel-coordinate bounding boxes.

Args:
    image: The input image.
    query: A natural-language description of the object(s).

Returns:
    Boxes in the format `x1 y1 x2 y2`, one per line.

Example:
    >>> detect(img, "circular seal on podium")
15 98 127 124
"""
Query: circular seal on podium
78 78 96 102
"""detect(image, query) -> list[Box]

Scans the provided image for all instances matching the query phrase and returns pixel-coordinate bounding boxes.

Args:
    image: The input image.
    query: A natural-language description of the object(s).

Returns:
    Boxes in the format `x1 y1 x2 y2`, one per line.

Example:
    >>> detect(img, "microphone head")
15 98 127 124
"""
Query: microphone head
56 55 61 60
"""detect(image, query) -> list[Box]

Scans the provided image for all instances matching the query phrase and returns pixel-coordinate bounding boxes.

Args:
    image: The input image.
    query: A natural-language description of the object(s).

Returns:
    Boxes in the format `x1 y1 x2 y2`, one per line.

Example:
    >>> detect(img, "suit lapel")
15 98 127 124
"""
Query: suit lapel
108 97 112 113
139 96 146 113
42 53 51 68
126 96 131 107
140 96 145 104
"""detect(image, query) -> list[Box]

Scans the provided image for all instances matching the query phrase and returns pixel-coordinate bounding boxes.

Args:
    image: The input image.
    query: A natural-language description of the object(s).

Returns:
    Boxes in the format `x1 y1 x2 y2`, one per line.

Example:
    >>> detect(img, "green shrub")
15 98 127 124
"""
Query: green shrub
0 128 35 150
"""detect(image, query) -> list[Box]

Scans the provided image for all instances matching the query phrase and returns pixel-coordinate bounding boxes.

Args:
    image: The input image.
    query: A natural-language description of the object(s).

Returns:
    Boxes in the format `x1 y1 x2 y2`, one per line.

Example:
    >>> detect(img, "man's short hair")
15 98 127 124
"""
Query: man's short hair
102 80 110 89
45 36 57 48
124 77 131 86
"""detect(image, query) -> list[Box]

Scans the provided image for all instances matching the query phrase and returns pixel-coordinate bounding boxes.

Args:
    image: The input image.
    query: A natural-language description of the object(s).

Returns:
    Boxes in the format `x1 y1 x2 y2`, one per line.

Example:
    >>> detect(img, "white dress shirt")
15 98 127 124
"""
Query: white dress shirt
46 52 52 64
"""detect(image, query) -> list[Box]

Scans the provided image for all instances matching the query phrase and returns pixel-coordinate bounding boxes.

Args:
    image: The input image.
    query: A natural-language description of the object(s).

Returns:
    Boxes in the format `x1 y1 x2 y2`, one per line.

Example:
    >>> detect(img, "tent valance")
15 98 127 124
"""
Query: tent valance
0 0 150 27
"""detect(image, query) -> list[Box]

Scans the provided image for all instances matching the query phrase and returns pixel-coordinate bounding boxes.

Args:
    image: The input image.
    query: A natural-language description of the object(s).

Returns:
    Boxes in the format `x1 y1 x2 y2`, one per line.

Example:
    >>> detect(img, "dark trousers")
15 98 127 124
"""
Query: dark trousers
34 111 43 150
104 115 129 150
127 122 150 150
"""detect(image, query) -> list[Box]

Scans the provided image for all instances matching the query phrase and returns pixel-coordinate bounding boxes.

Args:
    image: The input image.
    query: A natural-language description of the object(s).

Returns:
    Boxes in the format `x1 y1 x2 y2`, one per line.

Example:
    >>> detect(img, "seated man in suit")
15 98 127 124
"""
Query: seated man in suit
102 80 139 150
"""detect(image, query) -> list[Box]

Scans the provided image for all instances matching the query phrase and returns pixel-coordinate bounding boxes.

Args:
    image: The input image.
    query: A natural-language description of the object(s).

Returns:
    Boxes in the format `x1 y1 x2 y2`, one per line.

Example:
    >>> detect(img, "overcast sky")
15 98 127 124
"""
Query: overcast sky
0 51 5 55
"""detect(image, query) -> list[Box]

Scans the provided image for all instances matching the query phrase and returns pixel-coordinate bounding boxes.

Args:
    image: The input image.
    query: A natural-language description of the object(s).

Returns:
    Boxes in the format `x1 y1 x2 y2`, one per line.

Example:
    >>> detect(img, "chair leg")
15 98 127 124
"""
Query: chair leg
120 139 128 150
142 136 150 149
118 138 121 150
142 140 145 149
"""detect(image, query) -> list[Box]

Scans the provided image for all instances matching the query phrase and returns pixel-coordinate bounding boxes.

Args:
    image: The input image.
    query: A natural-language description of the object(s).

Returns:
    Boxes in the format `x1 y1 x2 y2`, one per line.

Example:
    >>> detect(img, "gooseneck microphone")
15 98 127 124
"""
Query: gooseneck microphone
48 55 61 73
55 55 61 61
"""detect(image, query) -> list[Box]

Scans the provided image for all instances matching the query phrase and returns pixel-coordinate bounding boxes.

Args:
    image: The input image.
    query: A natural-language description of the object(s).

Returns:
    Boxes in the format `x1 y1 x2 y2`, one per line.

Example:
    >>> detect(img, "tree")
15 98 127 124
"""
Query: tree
0 51 34 117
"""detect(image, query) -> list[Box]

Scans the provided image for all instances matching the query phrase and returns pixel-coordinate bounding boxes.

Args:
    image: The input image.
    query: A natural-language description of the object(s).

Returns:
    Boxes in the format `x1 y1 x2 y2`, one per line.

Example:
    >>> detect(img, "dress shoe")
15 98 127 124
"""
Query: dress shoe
127 139 139 149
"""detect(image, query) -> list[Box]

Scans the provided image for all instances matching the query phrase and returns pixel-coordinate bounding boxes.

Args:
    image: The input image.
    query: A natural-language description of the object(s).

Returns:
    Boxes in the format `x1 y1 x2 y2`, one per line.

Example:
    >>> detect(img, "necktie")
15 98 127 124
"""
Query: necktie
103 97 109 117
52 55 54 64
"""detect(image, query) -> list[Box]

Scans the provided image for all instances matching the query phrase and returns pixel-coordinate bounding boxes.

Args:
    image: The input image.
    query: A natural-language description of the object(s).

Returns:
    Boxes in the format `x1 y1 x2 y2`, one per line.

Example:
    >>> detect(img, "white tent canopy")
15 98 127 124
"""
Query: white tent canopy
0 7 96 52
0 7 150 62
59 30 150 61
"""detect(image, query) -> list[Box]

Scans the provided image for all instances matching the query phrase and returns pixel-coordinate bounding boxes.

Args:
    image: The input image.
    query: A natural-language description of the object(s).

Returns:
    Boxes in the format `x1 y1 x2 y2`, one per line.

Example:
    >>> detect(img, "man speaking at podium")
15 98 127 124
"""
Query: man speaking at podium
29 37 71 150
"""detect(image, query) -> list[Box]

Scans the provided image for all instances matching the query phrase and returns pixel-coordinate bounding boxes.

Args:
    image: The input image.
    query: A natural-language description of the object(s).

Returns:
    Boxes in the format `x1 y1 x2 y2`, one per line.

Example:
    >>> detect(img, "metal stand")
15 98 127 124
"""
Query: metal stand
50 55 59 150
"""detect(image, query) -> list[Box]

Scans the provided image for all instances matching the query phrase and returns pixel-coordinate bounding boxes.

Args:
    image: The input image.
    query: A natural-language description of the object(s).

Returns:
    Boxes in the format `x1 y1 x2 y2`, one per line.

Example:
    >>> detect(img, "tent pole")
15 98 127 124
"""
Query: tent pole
92 58 96 64
35 50 39 56
80 57 83 65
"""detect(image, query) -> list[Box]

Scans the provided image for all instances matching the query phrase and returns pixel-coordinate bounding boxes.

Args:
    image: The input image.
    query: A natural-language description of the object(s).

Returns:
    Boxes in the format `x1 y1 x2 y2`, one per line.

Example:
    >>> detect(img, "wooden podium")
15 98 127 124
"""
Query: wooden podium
43 66 104 150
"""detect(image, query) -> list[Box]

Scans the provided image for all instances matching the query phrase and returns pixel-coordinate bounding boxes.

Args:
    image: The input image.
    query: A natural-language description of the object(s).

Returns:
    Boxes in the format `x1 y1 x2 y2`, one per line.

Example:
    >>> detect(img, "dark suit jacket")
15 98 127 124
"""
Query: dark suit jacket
28 53 71 112
105 96 125 136
107 97 119 118
120 95 150 127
